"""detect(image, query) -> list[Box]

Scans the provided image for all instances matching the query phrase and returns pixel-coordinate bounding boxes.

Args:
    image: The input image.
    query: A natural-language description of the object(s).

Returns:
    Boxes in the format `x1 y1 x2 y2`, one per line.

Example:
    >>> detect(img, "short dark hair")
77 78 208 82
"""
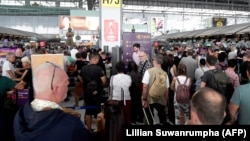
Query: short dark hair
89 52 99 60
115 61 126 73
133 43 140 49
227 59 237 68
75 52 81 59
63 51 68 55
81 52 87 59
191 88 226 125
127 61 138 73
218 52 226 62
200 58 206 66
206 55 217 66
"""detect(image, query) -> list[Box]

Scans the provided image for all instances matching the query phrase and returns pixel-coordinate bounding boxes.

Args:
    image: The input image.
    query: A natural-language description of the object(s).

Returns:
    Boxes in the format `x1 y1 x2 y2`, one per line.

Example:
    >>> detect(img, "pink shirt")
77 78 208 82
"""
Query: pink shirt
132 51 140 66
225 68 240 89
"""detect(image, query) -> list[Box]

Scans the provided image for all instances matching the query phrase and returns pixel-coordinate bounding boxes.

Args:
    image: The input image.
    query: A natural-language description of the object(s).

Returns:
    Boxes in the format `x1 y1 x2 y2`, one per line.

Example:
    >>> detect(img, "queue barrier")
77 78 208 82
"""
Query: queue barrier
66 105 100 110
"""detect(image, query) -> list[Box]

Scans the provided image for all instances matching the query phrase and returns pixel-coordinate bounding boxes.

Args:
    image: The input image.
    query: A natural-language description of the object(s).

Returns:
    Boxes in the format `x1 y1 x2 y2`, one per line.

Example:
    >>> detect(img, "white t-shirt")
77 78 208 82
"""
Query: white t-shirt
63 56 71 72
70 48 78 60
110 73 132 101
228 51 237 60
195 66 209 90
142 69 170 88
175 75 191 90
2 60 16 78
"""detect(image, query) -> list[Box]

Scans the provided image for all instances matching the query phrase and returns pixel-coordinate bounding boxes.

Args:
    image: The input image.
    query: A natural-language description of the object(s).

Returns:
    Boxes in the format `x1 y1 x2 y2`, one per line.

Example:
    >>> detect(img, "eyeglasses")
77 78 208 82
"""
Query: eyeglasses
46 61 59 90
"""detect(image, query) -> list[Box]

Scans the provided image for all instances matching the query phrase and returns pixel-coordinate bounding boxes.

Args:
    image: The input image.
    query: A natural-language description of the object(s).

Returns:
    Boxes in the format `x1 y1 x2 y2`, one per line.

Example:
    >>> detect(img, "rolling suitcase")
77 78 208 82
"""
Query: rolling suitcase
142 106 155 125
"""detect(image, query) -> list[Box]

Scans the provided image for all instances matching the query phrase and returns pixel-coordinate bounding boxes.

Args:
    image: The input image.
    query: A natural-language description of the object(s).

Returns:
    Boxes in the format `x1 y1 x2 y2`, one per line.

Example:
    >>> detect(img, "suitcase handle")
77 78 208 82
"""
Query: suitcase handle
142 106 155 125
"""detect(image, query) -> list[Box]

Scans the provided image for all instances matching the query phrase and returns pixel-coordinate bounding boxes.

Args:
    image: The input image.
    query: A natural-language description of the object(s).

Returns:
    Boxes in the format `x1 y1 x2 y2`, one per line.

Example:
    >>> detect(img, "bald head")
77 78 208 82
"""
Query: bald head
203 90 224 106
33 63 69 103
191 88 226 125
15 48 23 57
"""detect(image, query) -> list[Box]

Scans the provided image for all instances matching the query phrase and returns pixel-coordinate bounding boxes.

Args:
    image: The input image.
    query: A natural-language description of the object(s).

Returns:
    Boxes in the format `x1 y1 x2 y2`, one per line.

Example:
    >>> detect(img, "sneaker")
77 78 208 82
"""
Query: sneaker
166 119 174 125
136 121 144 125
131 122 136 125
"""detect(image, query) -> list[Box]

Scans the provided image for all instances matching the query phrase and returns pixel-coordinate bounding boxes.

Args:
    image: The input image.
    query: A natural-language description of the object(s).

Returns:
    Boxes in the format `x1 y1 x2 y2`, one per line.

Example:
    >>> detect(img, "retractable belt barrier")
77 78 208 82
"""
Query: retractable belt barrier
66 105 99 110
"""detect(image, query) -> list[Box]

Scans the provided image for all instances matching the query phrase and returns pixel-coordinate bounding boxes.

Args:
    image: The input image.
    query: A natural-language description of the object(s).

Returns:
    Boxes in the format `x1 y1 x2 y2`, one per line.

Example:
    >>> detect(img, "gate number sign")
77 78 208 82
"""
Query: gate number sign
102 0 120 7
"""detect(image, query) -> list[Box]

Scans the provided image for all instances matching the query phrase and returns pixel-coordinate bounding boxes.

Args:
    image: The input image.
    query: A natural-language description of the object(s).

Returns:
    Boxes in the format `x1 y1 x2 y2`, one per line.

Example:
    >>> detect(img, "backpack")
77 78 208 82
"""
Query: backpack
82 66 99 95
148 69 167 98
175 77 190 104
208 70 230 96
86 80 99 95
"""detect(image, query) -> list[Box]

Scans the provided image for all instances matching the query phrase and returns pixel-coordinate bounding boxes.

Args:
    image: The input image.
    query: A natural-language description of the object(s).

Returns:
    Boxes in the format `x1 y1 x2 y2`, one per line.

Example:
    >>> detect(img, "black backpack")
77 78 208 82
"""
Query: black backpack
82 66 99 95
208 70 232 98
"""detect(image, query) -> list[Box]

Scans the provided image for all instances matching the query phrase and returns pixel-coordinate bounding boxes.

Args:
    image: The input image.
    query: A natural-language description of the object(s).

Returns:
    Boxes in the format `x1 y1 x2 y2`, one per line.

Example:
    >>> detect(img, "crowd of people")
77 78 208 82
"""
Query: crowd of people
0 41 250 141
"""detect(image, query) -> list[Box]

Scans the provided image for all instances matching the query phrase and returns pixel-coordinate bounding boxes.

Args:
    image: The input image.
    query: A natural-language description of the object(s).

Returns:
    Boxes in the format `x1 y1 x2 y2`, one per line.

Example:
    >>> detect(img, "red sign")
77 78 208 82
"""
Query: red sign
104 20 118 42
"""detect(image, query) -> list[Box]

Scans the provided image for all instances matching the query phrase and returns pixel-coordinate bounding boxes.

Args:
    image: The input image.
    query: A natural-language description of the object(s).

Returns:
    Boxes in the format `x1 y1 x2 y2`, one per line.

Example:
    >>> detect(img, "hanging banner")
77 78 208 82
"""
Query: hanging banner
100 0 122 49
59 16 99 31
151 17 165 37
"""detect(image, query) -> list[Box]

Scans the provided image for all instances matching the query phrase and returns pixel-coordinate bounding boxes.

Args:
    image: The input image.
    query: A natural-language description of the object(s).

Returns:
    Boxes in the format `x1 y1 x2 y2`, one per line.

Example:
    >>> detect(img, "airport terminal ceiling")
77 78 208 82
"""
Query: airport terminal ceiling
122 0 250 11
1 0 249 12
0 0 249 17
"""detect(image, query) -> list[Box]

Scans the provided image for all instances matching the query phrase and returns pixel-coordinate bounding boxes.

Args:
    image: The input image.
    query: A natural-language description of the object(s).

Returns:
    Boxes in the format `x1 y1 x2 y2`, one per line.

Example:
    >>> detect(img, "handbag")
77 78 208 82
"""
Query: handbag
107 75 124 106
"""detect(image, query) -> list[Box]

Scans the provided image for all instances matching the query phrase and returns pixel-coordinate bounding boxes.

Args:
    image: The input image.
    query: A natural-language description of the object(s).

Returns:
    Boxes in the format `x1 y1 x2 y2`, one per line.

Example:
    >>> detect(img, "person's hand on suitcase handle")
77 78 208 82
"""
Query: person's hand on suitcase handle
142 98 149 108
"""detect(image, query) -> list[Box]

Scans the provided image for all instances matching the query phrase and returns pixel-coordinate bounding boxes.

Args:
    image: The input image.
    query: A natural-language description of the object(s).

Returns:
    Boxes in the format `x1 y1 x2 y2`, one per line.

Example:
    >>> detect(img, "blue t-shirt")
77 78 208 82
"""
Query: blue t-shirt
230 83 250 124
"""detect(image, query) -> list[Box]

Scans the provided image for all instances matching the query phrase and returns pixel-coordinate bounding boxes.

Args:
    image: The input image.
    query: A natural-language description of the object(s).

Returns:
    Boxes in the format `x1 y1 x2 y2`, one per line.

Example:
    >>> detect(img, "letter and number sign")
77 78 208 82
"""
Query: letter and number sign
102 0 121 7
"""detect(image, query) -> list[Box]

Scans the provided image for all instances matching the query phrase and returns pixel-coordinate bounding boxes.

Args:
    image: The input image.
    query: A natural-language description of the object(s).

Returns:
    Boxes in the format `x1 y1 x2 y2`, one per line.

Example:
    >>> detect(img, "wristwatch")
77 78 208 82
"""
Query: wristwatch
142 98 147 101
